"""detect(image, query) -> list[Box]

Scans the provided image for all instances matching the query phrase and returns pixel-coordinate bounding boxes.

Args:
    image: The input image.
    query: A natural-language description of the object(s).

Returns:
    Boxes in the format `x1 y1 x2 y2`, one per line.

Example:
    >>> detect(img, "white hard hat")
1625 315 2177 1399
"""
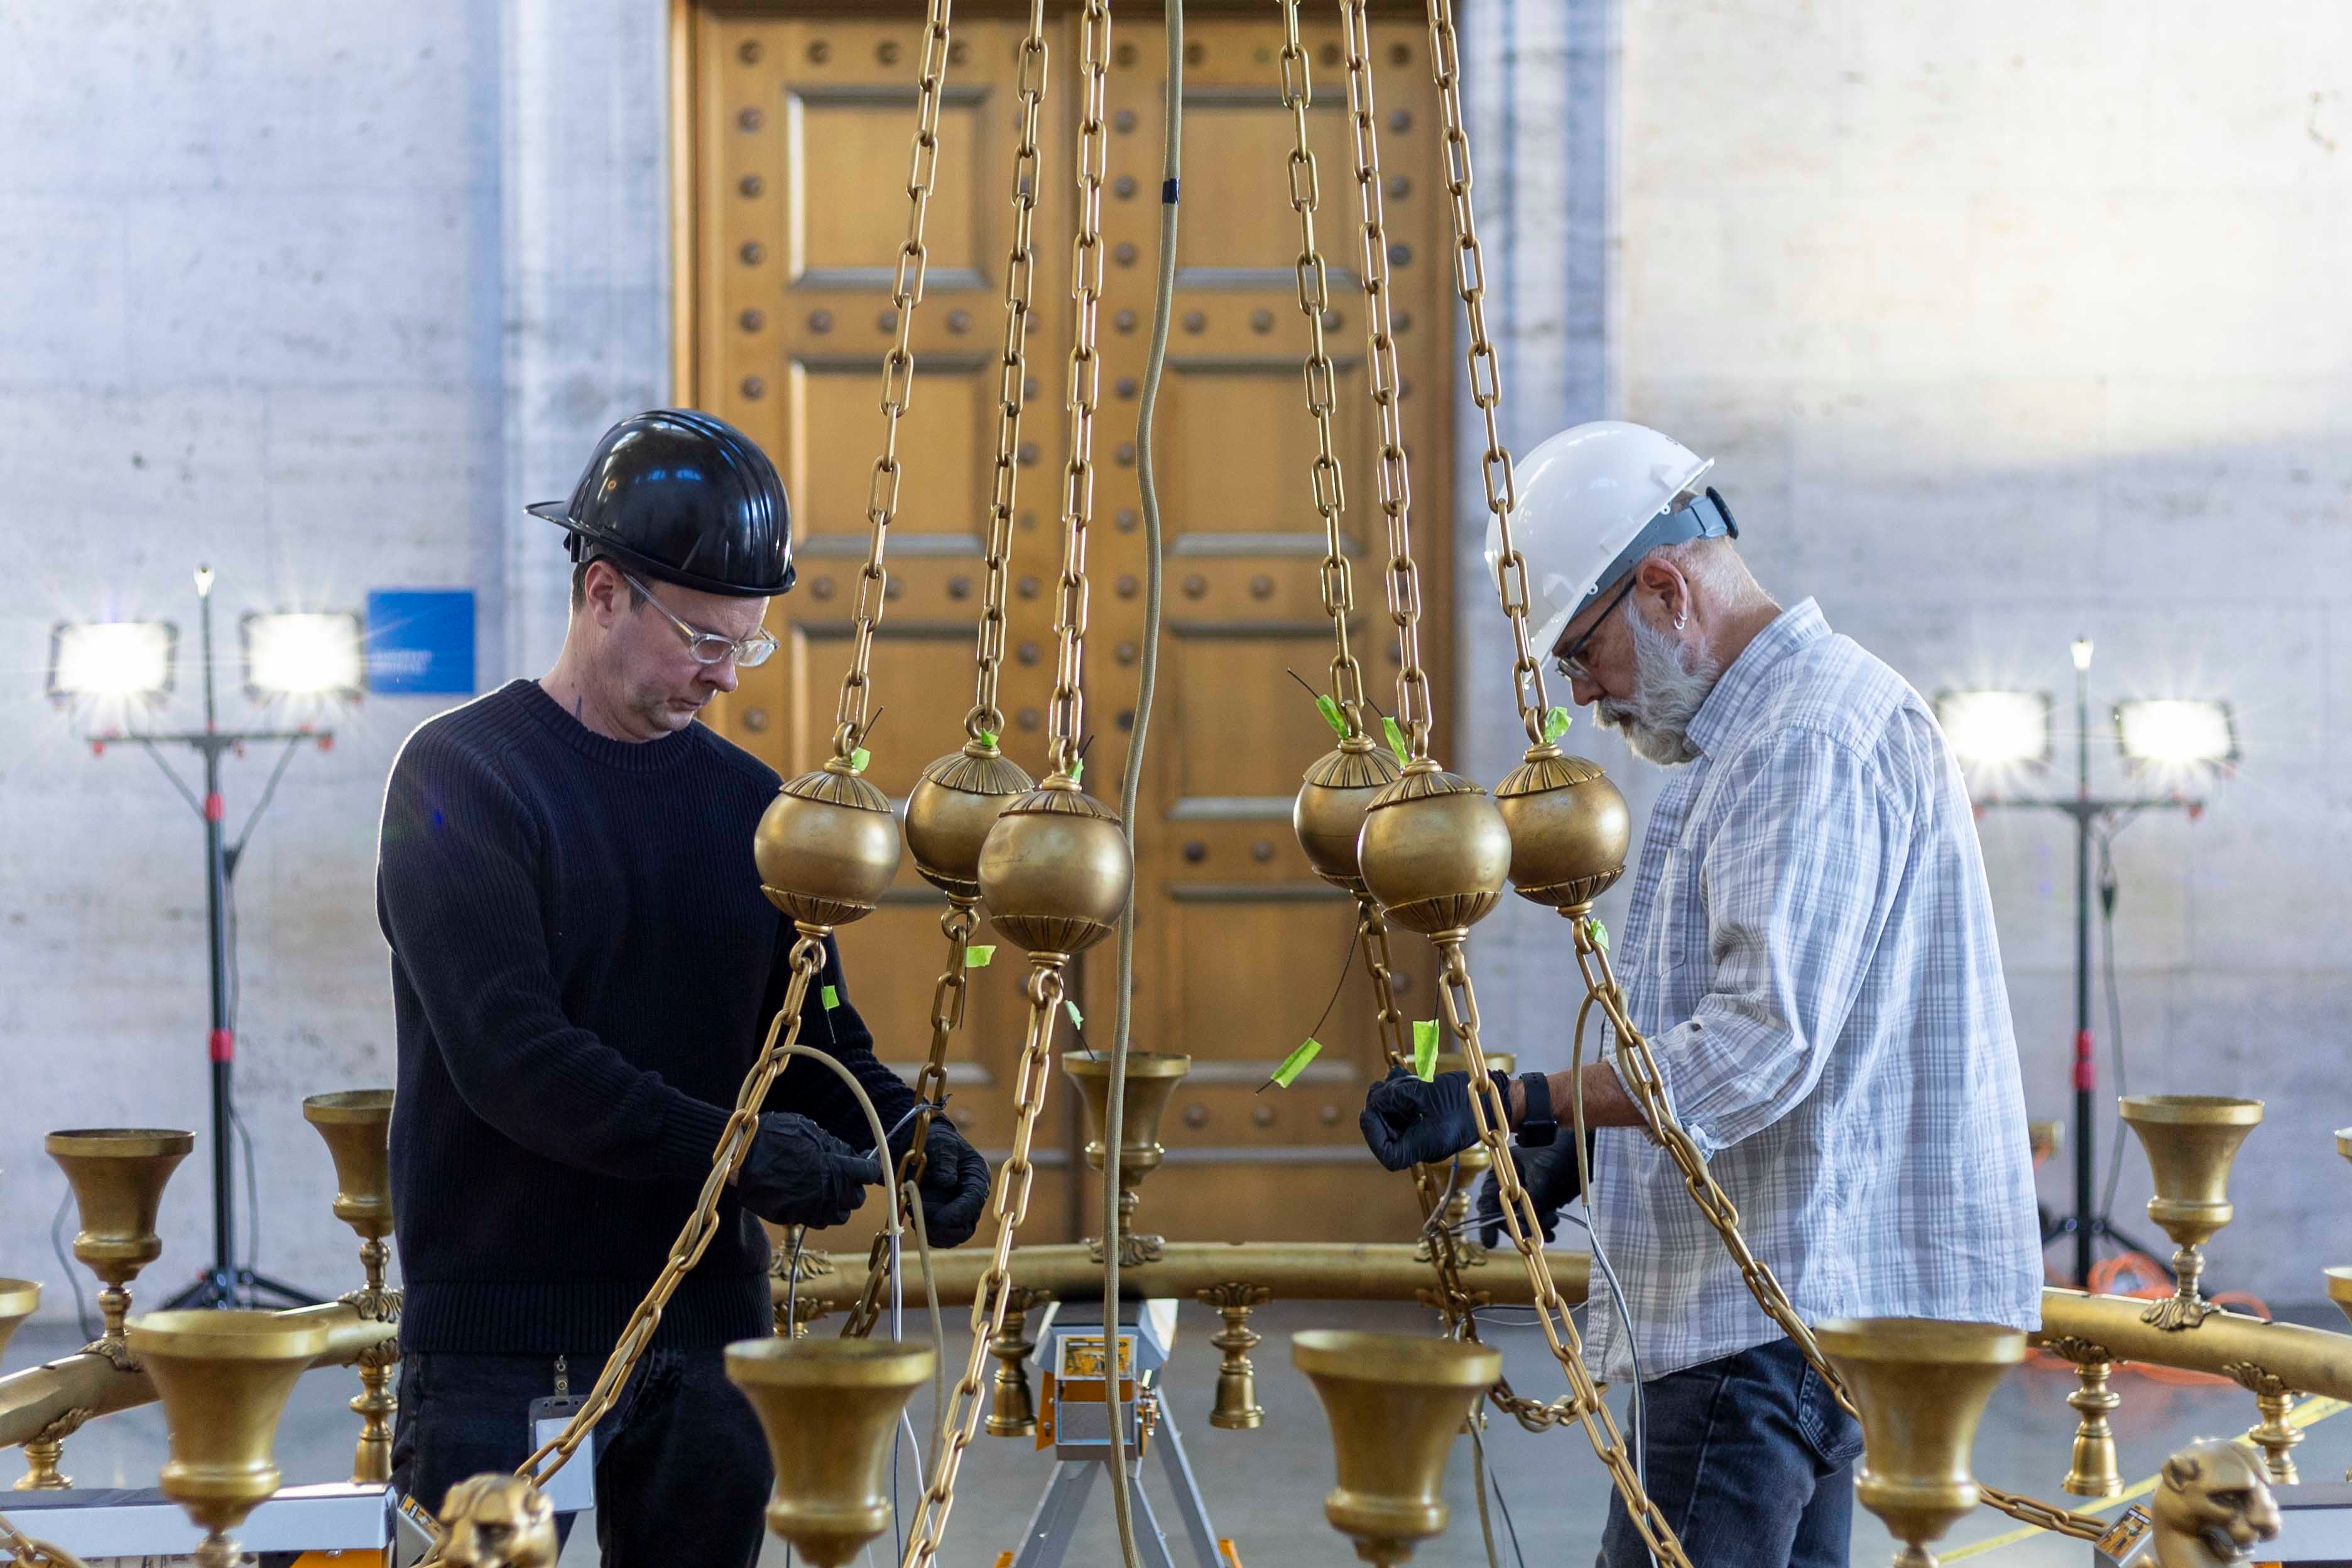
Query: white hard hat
1485 421 1728 656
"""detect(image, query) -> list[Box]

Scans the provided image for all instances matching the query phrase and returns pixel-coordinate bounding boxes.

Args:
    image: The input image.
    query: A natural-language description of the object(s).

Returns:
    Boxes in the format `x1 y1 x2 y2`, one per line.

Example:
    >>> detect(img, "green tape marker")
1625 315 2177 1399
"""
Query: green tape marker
1544 705 1573 743
1071 756 1086 785
1413 1018 1440 1081
1586 917 1610 953
1263 1037 1324 1091
1065 999 1084 1030
1315 694 1347 740
979 730 998 749
850 747 871 774
821 984 841 1011
965 945 996 969
1381 716 1410 765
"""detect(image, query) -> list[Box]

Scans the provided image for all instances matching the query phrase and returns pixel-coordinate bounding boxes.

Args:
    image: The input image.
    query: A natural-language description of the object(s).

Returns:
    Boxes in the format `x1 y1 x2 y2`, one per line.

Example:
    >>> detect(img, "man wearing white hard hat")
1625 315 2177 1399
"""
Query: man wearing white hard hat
1359 422 2040 1568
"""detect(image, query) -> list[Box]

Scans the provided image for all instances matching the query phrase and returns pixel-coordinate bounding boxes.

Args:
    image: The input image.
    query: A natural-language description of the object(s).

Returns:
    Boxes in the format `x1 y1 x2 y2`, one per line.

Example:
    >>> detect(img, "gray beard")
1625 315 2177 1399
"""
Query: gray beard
1594 607 1720 766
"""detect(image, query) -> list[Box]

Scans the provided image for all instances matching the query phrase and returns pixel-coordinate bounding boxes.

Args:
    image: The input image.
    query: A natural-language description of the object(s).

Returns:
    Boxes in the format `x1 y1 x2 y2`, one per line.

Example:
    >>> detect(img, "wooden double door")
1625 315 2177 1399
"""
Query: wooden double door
677 1 1452 1246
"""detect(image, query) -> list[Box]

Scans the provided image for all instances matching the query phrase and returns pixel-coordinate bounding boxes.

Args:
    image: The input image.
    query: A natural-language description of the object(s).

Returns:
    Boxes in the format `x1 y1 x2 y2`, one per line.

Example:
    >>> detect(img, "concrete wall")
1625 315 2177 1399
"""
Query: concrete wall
1598 0 2352 1299
0 0 665 1324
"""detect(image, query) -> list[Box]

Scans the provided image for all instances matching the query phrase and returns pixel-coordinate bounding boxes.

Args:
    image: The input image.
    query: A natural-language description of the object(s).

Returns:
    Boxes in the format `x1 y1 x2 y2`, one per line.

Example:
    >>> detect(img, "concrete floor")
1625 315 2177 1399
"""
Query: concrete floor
7 1301 2346 1567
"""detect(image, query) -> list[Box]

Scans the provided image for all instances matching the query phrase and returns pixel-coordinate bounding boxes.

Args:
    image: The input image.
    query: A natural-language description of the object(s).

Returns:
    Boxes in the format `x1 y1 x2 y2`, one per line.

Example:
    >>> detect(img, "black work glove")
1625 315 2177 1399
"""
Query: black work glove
1358 1067 1481 1172
1476 1134 1593 1250
736 1112 874 1229
901 1120 993 1250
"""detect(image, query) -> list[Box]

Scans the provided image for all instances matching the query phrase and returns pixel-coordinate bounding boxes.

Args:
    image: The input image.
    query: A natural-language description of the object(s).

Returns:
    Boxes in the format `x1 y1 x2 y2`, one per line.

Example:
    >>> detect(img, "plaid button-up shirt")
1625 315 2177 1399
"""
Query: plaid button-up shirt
1581 599 2042 1384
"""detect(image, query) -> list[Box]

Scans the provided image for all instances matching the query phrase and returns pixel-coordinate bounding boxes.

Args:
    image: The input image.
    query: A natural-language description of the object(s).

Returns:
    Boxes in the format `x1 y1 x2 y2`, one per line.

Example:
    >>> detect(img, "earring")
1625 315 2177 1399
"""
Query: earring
1674 610 1688 631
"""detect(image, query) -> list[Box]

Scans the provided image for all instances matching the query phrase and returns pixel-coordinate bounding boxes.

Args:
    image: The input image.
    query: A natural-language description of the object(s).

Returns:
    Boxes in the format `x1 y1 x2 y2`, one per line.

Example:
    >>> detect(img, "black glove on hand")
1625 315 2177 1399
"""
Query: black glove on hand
736 1112 874 1229
1358 1067 1481 1172
1475 1134 1592 1250
908 1121 993 1250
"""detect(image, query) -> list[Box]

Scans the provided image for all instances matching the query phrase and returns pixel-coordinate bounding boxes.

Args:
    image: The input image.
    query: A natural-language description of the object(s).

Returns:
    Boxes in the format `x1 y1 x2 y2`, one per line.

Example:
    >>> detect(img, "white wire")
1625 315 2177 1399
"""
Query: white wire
1557 1206 1652 1567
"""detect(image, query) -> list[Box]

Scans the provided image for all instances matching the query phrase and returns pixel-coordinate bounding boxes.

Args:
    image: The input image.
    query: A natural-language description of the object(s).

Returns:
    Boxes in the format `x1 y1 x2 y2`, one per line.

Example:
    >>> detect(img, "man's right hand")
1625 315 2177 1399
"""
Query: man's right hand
1475 1136 1591 1250
735 1112 874 1229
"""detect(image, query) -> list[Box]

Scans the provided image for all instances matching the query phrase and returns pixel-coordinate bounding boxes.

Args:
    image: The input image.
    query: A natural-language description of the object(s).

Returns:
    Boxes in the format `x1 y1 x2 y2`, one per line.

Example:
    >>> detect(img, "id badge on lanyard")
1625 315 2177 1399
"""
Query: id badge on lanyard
526 1354 597 1515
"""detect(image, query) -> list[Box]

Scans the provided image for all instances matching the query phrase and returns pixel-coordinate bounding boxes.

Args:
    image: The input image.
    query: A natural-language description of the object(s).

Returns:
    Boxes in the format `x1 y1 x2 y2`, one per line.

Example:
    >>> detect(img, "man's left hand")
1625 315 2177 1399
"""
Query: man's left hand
903 1120 993 1248
1359 1067 1483 1171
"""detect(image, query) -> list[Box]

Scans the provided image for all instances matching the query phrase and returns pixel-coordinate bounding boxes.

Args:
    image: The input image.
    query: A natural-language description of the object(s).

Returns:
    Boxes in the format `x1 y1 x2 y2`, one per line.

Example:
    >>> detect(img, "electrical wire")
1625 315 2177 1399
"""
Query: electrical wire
1567 991 1653 1567
1097 4 1182 1563
1468 1408 1505 1568
50 1187 99 1342
231 735 305 859
2093 824 2132 1227
231 1100 263 1279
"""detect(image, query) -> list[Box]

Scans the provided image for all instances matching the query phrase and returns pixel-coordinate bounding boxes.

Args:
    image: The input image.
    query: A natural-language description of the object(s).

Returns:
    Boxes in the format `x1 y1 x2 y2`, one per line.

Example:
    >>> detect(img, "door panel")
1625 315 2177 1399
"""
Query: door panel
786 358 994 544
682 4 1447 1251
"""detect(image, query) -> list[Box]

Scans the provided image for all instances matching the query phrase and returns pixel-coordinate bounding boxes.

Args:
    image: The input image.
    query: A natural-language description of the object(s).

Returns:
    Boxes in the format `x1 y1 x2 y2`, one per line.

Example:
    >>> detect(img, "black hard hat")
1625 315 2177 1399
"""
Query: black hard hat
528 410 795 597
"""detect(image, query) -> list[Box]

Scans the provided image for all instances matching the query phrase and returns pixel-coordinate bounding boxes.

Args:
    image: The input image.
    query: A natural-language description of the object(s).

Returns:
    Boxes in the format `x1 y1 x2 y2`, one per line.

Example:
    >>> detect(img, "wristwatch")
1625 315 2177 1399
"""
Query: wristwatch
1514 1070 1559 1148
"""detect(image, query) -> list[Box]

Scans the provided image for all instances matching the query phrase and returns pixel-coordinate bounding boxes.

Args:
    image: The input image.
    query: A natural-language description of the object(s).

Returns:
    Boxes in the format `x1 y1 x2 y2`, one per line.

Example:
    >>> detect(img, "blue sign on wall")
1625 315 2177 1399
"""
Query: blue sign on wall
366 590 477 695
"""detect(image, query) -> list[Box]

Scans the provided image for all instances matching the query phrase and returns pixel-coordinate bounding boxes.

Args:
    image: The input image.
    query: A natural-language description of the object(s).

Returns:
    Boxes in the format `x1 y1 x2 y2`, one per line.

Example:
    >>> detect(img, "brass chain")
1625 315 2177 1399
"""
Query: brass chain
1415 0 2094 1535
831 0 957 761
1423 0 1550 744
1336 0 1625 1459
0 1513 87 1568
516 939 826 1485
1352 701 1576 1431
967 0 1052 743
410 938 831 1565
1434 939 1697 1567
841 900 977 1339
1356 897 1412 1072
1571 925 2108 1542
1976 1484 2110 1542
898 962 1069 1567
1275 0 1370 738
1046 0 1113 778
1337 0 1431 761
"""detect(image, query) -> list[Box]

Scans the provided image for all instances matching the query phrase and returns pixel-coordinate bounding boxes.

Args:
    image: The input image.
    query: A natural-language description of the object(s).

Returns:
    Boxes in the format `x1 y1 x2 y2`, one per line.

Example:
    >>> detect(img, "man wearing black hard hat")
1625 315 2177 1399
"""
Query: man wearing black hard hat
378 410 993 1565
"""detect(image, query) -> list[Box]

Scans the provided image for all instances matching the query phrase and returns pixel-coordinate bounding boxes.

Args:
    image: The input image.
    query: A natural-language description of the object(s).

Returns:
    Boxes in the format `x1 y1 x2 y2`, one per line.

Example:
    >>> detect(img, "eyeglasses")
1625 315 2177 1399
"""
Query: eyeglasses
1549 575 1638 682
618 569 779 667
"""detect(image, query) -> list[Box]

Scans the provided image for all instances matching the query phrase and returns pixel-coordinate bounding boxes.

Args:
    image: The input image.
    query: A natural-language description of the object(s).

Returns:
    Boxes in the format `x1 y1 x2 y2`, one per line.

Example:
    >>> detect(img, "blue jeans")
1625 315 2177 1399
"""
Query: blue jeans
391 1346 769 1568
1598 1337 1864 1568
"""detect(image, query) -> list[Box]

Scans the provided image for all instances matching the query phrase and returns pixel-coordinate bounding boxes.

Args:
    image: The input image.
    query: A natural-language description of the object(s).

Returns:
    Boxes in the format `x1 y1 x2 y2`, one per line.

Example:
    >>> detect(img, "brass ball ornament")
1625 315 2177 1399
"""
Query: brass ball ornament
1354 760 1513 937
904 740 1036 901
754 760 905 929
977 775 1135 956
1292 734 1403 895
1493 744 1631 913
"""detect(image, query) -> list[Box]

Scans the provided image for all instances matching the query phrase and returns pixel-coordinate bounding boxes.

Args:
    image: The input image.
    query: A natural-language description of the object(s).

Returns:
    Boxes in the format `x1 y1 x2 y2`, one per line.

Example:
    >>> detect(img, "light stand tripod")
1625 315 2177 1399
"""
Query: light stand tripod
86 568 333 1310
1974 641 2202 1290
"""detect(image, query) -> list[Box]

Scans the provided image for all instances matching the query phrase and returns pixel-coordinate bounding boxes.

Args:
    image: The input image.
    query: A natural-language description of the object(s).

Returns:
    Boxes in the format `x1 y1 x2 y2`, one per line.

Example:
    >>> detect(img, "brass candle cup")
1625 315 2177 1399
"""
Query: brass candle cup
128 1309 330 1568
301 1090 394 1243
46 1128 196 1345
726 1336 937 1568
303 1088 399 1486
1293 1329 1501 1566
1063 1050 1190 1253
0 1279 39 1364
1816 1318 2025 1568
2119 1095 2263 1330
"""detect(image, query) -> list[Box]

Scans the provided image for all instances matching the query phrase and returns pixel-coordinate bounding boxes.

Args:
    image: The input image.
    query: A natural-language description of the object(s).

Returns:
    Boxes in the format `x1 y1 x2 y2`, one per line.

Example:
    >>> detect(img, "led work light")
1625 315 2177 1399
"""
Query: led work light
1933 690 2050 768
46 620 178 705
241 611 366 701
2115 699 2238 770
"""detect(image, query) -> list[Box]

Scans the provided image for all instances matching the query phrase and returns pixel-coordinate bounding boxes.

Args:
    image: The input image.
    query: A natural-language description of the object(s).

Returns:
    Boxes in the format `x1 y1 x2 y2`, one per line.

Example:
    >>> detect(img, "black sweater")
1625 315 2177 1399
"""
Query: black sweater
377 680 915 1355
